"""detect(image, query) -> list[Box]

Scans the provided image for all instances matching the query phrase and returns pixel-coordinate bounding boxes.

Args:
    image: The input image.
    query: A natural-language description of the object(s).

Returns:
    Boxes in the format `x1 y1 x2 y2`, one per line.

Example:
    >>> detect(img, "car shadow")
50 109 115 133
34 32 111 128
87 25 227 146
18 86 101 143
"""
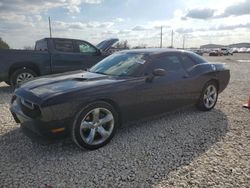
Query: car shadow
0 106 229 187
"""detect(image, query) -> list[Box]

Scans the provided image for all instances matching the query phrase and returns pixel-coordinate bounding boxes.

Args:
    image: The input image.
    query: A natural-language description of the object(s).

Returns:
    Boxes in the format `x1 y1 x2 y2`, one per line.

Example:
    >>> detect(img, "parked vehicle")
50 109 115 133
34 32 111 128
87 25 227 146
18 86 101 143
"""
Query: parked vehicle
0 38 118 86
189 49 203 56
221 48 233 56
231 48 239 53
10 49 230 150
239 47 248 53
209 50 223 56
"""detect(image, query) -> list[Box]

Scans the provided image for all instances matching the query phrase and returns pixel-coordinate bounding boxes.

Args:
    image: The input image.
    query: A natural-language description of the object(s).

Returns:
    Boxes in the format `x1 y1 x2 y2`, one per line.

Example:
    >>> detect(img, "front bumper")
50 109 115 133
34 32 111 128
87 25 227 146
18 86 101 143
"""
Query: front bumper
10 97 70 138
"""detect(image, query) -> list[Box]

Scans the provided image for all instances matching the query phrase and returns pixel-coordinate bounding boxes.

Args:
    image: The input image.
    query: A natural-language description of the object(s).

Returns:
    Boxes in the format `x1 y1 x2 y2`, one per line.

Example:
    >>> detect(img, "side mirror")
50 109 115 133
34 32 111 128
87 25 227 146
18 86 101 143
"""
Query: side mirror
146 68 166 82
153 68 166 76
96 49 102 55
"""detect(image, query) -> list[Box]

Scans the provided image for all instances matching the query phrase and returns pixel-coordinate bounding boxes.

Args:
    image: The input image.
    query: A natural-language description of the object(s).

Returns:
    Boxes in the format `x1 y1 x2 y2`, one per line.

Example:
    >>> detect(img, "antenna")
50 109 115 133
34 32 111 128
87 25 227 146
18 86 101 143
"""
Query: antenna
48 16 52 38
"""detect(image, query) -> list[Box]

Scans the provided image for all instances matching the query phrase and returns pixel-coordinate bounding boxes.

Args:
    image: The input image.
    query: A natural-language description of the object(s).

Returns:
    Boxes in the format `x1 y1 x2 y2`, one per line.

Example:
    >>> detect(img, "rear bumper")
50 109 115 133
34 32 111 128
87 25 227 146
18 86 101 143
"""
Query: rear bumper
218 69 230 93
10 99 70 138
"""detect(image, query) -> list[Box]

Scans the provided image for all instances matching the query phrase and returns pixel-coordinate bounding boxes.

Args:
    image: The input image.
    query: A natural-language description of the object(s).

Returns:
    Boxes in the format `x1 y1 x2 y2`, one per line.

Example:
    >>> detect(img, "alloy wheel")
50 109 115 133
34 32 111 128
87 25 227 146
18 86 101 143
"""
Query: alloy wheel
16 72 34 84
203 85 217 109
79 108 114 145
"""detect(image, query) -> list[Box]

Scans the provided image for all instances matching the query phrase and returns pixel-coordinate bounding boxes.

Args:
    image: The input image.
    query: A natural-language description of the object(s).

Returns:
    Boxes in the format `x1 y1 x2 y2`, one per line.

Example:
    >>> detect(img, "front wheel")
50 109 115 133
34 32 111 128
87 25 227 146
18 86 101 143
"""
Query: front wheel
71 101 119 150
196 81 218 111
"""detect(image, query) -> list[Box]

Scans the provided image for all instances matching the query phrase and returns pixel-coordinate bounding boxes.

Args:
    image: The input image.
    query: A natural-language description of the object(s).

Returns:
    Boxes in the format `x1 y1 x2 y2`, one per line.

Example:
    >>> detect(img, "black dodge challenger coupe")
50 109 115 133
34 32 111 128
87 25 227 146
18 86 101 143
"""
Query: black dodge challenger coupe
10 49 230 150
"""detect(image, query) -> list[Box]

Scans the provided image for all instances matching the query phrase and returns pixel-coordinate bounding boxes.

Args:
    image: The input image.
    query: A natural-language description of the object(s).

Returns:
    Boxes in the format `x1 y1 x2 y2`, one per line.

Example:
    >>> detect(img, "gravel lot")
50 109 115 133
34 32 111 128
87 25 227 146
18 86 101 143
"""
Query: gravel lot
0 53 249 187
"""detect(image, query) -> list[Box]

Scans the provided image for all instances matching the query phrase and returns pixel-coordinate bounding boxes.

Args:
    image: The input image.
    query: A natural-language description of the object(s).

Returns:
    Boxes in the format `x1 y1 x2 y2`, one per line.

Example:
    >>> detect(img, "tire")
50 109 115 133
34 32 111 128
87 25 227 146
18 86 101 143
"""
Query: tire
71 101 119 150
10 68 37 86
4 81 11 86
196 81 218 111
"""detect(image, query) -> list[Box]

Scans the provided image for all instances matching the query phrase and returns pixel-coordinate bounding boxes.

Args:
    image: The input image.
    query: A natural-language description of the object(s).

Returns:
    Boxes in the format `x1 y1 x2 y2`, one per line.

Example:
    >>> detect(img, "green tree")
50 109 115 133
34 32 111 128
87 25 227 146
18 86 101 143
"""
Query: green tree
0 38 10 49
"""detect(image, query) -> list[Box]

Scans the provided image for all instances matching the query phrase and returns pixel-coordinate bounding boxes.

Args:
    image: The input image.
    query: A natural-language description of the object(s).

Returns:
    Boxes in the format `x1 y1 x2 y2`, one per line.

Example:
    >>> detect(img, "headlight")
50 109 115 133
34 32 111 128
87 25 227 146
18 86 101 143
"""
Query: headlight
19 98 41 118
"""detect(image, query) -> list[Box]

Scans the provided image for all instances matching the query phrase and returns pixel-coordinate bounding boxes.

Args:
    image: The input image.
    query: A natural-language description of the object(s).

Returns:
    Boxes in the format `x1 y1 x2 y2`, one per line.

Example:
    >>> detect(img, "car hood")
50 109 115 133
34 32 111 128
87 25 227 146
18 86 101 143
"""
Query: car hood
16 71 121 100
96 38 119 52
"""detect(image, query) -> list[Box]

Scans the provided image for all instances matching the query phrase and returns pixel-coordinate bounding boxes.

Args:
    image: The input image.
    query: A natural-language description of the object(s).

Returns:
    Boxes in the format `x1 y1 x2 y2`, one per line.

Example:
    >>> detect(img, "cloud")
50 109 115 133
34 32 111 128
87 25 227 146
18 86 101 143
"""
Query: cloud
175 28 194 34
118 30 131 34
53 21 114 30
0 0 103 14
114 18 124 23
175 22 250 34
132 26 150 31
186 8 216 19
220 0 250 17
215 22 250 30
184 0 250 19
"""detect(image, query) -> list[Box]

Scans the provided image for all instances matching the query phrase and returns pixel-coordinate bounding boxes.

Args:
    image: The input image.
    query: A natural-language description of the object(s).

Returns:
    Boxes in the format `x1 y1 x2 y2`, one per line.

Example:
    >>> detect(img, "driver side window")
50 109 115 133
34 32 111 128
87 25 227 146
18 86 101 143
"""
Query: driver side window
76 41 97 53
145 54 182 74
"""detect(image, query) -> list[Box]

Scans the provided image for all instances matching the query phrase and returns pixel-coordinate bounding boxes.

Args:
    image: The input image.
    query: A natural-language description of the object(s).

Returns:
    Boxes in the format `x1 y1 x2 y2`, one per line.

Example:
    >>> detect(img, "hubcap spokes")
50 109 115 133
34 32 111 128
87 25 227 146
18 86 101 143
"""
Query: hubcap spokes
80 108 114 145
16 73 34 84
203 85 217 108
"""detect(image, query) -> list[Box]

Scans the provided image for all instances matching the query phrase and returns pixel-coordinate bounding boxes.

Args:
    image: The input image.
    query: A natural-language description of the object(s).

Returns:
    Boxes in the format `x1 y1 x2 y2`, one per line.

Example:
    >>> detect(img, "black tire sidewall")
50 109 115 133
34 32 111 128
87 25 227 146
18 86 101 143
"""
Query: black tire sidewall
10 68 37 86
197 81 218 111
71 101 119 150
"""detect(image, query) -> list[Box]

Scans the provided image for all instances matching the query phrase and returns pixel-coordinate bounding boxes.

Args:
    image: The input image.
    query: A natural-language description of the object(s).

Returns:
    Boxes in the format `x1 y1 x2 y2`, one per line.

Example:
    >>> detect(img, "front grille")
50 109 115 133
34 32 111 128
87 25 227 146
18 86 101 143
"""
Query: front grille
17 98 41 118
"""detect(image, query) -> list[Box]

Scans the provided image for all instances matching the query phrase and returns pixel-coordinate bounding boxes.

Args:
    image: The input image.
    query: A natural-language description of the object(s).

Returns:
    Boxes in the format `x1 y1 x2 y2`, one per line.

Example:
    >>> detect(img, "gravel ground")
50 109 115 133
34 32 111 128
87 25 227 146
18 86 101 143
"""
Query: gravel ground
0 53 249 187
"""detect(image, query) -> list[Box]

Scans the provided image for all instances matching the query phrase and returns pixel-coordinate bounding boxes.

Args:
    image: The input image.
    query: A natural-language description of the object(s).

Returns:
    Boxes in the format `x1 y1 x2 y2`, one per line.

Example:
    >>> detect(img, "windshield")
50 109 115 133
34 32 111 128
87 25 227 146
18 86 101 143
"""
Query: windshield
89 53 146 76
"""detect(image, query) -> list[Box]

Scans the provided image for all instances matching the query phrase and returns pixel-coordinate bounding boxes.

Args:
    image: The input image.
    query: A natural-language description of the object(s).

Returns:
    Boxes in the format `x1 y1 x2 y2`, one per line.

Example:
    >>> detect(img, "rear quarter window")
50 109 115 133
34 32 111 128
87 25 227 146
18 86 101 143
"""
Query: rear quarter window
187 52 207 64
35 40 48 51
54 39 74 52
180 54 197 70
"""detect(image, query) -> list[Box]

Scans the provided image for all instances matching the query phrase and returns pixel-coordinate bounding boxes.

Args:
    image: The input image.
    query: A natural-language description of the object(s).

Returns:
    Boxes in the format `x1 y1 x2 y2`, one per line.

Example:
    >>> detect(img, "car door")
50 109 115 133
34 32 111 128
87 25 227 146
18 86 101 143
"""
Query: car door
179 53 205 101
51 39 85 73
74 40 104 69
135 53 192 117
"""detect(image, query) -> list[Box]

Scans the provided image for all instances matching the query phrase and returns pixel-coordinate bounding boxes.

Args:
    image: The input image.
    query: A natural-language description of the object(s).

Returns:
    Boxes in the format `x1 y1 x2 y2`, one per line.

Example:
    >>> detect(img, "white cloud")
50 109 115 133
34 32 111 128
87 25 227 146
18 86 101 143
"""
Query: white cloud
114 18 125 23
186 8 216 19
1 0 250 49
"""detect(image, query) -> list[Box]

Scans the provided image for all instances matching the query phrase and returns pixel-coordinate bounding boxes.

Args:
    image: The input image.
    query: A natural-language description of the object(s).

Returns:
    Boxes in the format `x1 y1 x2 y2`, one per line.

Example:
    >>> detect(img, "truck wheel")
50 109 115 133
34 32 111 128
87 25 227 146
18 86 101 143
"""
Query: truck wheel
10 68 37 86
4 81 11 86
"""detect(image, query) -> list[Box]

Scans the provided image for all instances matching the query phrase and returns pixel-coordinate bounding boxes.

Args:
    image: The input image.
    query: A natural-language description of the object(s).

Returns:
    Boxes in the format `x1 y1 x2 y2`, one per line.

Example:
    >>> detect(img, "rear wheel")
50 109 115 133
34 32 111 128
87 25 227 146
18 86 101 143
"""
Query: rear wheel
71 101 119 150
197 81 218 111
10 68 37 86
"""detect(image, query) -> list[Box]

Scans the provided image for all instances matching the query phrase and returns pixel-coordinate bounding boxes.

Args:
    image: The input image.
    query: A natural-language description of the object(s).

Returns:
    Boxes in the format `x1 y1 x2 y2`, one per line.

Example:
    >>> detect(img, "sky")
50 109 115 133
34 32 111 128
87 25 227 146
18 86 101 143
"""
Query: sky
0 0 250 49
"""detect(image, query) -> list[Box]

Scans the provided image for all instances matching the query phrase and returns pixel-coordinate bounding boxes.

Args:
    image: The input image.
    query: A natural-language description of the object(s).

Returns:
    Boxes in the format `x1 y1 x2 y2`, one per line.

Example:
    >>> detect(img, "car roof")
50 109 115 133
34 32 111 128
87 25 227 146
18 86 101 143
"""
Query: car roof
42 37 89 42
118 48 187 55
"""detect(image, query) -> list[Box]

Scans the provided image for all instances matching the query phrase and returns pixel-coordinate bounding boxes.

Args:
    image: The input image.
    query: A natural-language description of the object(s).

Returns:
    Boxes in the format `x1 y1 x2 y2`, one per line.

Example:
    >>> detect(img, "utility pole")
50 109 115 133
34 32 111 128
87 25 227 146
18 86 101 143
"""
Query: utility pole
48 16 52 38
171 30 174 48
182 34 185 49
160 26 163 48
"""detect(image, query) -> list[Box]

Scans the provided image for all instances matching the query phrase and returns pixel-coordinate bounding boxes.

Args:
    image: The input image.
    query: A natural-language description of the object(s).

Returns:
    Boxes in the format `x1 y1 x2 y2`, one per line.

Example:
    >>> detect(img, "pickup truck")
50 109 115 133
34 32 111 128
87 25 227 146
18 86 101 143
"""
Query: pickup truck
0 37 118 86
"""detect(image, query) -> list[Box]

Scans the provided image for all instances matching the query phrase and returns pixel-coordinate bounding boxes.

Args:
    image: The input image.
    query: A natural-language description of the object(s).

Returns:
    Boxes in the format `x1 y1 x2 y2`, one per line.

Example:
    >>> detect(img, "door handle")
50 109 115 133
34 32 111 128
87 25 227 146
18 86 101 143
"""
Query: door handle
182 74 189 79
